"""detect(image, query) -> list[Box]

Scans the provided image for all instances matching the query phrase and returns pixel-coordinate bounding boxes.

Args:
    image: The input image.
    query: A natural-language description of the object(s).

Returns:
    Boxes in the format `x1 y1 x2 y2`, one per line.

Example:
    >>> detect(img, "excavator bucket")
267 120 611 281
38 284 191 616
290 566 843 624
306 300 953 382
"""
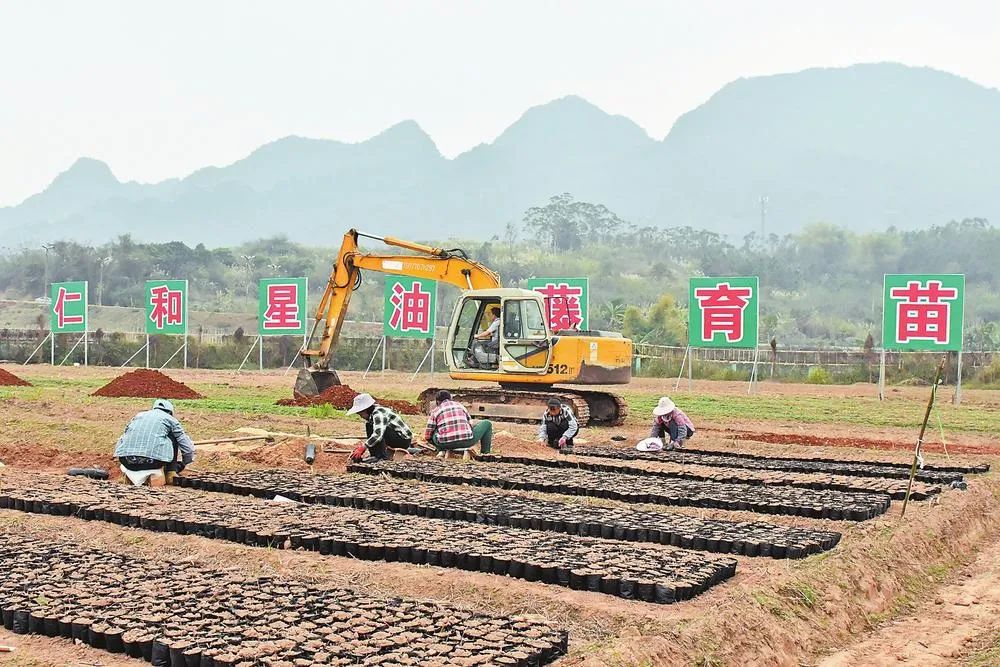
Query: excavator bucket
294 368 342 397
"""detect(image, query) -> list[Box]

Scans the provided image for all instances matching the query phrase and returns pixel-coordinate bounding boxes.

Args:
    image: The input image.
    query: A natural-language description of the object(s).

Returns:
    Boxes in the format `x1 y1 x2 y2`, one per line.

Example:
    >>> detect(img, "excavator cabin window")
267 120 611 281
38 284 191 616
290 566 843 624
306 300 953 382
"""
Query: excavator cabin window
453 298 501 371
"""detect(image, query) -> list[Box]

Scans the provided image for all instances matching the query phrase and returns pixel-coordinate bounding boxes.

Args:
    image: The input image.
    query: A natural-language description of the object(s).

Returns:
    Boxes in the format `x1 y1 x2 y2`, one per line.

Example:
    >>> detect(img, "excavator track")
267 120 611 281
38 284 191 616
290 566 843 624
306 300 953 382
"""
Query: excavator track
418 387 628 427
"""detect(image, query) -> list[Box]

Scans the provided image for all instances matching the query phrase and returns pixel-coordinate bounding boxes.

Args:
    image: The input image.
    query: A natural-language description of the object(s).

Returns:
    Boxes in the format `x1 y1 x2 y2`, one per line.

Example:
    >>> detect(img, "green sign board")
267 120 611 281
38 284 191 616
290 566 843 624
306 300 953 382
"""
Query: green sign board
258 277 308 336
145 279 189 335
50 281 88 333
383 276 436 338
882 274 965 351
526 277 589 331
688 276 759 349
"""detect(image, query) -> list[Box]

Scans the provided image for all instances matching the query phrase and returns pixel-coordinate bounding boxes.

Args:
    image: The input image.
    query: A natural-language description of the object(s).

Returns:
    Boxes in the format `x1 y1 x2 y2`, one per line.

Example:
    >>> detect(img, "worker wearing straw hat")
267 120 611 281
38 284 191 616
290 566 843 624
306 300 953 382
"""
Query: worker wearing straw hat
346 393 417 462
649 397 695 451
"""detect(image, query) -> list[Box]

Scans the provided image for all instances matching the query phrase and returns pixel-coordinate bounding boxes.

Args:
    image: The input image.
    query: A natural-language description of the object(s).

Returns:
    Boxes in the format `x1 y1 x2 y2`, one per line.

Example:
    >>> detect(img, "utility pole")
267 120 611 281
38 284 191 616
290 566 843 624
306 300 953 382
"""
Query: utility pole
41 243 54 298
98 256 112 306
241 254 256 303
758 196 769 237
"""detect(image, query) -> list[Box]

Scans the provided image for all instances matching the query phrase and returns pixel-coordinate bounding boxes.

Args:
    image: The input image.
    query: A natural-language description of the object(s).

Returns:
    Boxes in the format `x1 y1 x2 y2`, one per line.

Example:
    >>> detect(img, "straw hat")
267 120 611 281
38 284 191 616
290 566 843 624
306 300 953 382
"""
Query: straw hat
347 393 376 415
652 397 676 416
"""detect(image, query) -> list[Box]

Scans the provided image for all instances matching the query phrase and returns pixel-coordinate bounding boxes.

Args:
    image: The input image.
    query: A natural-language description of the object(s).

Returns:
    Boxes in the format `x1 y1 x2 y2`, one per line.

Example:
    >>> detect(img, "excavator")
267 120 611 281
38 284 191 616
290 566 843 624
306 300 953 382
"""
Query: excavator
295 229 633 426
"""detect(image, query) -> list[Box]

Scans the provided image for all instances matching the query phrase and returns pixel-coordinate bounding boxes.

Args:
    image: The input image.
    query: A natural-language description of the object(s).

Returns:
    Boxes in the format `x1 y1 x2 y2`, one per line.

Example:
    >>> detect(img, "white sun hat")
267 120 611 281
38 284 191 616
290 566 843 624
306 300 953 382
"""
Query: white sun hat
636 437 664 452
652 397 676 416
346 393 376 415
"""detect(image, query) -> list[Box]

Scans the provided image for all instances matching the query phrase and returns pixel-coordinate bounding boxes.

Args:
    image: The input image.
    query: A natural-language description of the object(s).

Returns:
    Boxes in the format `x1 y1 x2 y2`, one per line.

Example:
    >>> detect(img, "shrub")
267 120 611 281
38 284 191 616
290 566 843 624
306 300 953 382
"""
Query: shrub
807 367 832 384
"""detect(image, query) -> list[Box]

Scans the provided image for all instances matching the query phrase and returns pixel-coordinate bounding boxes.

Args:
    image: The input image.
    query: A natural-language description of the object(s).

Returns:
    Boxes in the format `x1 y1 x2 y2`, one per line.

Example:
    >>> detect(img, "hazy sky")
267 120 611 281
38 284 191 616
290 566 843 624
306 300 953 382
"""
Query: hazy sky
1 0 997 206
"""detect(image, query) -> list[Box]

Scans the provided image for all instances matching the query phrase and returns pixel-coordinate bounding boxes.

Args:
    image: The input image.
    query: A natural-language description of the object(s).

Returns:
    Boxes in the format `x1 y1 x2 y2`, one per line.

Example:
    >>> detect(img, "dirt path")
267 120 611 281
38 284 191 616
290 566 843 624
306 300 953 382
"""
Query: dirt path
818 534 1000 666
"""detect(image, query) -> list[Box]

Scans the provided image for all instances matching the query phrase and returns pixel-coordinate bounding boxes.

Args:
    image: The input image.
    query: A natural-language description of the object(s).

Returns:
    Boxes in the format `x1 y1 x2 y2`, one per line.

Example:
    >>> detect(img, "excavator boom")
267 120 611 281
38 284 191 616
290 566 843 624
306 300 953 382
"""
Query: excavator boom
295 229 500 396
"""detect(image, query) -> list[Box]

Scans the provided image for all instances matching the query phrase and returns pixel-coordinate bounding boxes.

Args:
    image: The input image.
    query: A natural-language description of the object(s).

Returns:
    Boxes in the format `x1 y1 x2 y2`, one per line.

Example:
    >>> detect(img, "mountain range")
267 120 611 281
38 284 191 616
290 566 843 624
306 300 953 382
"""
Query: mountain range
3 62 999 246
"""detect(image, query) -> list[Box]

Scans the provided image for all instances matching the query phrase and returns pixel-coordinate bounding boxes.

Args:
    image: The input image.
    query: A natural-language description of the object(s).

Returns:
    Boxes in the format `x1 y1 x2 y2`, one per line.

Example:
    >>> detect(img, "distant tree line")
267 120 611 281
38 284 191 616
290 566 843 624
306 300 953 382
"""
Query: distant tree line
1 194 998 351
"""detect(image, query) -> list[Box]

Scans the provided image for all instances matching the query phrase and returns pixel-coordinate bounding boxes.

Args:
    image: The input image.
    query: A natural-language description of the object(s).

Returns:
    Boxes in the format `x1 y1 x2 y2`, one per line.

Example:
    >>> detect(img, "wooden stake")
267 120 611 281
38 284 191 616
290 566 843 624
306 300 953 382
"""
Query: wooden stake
901 357 946 518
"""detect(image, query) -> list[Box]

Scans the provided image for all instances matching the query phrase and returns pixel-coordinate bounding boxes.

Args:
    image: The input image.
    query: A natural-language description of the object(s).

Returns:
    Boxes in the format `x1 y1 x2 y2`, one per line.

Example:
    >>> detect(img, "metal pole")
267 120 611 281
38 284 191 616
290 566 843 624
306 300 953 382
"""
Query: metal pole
259 335 264 371
430 339 435 374
236 337 259 373
673 346 689 391
877 348 886 401
953 350 963 406
381 335 387 373
409 343 435 382
362 337 384 379
120 341 148 368
83 330 88 366
183 337 188 369
58 335 86 366
23 332 51 365
145 334 150 369
50 331 55 366
687 346 693 390
158 340 186 370
747 346 760 395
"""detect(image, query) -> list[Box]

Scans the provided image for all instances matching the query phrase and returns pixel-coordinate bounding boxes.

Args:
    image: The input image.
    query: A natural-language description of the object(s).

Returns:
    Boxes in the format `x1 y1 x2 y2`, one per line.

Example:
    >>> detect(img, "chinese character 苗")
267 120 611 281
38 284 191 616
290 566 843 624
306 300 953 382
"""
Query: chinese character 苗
535 283 584 330
389 281 431 333
53 287 84 328
149 285 184 330
890 280 959 344
694 282 753 343
263 283 301 330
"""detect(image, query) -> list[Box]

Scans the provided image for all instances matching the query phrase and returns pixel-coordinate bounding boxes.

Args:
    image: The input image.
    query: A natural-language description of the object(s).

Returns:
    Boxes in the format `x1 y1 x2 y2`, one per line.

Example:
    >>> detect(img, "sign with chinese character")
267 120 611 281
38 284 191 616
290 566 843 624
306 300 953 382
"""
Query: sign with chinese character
50 281 88 333
882 274 965 351
258 277 307 336
688 276 759 348
526 278 589 331
383 276 436 338
145 280 188 335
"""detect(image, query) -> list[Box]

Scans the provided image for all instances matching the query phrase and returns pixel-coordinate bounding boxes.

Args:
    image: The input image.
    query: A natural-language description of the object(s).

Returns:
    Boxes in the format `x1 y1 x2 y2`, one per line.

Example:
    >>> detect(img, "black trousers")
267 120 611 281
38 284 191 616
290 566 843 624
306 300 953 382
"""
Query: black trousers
653 421 694 442
545 421 574 449
365 421 413 460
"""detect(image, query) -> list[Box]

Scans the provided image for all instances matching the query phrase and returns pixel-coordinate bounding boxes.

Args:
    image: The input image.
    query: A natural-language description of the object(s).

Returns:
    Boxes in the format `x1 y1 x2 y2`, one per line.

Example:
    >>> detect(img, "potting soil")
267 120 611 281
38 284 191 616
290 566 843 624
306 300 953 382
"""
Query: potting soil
1 472 737 604
0 367 31 386
92 369 203 399
0 530 567 665
183 469 842 559
351 458 894 521
277 383 420 414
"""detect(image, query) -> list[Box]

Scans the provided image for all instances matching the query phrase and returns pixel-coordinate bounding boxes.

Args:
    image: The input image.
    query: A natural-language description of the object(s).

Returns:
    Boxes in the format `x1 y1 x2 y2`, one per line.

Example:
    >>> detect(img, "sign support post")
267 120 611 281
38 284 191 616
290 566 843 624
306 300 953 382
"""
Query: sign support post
673 345 690 391
747 346 760 394
953 351 963 405
877 348 886 401
145 335 150 369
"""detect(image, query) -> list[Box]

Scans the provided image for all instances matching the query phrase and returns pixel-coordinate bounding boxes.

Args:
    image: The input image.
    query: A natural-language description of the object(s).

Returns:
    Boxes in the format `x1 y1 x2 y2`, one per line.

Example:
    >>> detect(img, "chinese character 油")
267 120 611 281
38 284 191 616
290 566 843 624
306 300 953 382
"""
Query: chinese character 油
389 281 431 333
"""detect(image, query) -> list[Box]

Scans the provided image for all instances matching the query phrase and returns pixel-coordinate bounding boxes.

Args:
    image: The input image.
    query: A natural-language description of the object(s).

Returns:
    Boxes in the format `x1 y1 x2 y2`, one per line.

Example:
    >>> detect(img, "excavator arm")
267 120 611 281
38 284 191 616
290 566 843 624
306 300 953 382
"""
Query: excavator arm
295 229 501 395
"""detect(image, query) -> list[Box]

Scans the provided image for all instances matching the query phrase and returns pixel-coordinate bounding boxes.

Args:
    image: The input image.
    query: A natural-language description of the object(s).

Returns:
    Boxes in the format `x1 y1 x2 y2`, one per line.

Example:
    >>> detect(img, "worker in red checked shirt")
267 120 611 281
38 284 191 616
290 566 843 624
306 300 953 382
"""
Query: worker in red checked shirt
424 390 493 455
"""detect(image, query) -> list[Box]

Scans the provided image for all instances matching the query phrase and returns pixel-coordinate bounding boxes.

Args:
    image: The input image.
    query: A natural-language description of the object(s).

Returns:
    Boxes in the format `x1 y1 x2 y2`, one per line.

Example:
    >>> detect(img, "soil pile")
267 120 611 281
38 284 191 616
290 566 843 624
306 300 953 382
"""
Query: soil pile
278 383 420 414
92 369 203 399
0 367 31 386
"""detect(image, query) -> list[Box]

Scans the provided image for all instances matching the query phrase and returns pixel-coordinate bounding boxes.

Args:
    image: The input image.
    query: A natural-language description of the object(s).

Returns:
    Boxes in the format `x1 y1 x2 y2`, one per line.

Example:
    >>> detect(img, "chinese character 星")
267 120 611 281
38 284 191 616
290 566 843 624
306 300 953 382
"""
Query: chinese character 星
263 284 301 330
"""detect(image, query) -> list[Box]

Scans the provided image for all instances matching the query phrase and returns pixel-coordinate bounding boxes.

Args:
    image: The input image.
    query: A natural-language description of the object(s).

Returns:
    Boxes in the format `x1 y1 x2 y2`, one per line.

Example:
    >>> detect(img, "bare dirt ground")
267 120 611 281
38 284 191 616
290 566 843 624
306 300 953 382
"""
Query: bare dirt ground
1 365 998 666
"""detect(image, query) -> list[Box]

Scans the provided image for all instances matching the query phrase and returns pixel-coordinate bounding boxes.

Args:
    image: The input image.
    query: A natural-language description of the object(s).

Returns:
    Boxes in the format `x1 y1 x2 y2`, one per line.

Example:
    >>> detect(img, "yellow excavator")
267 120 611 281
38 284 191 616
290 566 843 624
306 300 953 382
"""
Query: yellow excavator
295 229 632 425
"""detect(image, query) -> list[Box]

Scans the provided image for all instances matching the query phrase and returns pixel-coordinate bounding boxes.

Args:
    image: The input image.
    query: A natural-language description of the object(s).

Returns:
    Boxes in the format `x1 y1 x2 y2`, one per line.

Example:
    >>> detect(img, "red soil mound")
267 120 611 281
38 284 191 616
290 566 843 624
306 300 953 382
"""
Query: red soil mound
0 367 31 387
92 369 203 399
277 383 420 415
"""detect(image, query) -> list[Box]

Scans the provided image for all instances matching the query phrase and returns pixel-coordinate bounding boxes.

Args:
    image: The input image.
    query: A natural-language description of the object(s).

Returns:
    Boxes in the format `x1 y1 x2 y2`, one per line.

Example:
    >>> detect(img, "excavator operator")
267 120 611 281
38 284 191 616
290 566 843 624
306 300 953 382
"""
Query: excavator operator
467 305 500 369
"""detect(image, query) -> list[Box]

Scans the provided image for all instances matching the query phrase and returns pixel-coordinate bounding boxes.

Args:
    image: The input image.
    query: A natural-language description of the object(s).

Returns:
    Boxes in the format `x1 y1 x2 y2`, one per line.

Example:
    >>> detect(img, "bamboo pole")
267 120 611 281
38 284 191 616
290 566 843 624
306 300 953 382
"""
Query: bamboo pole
900 357 946 518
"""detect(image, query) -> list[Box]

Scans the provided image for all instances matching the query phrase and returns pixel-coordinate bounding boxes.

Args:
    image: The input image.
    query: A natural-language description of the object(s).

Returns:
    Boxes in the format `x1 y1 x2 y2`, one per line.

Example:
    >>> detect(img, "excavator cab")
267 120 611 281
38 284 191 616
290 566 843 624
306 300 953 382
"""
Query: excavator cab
448 290 553 375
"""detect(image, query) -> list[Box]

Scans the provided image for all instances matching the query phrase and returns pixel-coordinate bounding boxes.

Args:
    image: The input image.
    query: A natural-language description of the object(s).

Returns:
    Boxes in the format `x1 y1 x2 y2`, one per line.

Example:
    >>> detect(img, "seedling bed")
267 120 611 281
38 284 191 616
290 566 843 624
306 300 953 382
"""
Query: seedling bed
569 445 989 482
0 472 736 604
0 533 567 666
478 454 940 500
349 459 892 521
180 469 842 558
